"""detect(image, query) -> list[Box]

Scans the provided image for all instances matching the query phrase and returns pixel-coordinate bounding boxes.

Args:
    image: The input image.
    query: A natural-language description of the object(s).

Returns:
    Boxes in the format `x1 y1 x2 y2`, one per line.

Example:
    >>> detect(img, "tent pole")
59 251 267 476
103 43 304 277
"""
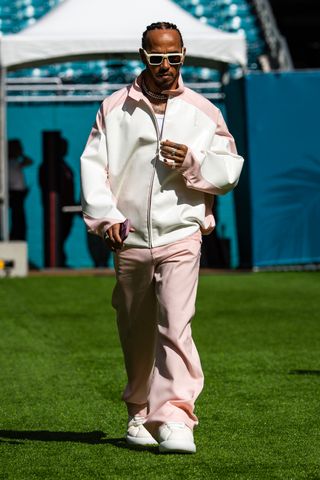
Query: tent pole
0 66 9 241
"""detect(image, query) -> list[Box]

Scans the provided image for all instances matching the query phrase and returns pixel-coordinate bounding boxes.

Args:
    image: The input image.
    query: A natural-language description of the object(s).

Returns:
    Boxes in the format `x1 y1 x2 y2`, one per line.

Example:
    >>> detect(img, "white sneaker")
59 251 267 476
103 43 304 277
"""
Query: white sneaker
158 422 196 453
126 415 158 446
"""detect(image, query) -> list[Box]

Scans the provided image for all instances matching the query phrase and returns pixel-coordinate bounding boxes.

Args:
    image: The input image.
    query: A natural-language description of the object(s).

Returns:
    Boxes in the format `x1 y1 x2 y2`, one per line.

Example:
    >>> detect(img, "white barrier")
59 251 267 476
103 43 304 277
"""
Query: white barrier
0 241 28 277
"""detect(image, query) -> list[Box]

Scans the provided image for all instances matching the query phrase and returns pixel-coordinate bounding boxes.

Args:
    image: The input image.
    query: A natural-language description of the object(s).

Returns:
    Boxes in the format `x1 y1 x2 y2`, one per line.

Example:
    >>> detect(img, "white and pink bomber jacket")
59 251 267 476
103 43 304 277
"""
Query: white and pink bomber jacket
80 74 244 248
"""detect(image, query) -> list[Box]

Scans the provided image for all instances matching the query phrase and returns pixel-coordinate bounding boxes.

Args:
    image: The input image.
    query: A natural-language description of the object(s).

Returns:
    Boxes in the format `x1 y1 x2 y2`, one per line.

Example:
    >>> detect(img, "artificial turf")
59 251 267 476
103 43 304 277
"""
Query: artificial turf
0 272 319 479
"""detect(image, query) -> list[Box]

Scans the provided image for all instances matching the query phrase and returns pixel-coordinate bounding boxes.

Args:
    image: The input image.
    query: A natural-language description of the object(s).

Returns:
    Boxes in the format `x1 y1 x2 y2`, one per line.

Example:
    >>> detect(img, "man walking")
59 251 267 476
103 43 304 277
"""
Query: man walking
80 22 244 453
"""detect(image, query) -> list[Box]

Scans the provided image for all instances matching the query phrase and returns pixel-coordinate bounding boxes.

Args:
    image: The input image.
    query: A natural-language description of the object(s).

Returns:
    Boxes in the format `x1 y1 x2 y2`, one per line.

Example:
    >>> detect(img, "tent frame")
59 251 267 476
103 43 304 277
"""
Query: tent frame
0 66 8 240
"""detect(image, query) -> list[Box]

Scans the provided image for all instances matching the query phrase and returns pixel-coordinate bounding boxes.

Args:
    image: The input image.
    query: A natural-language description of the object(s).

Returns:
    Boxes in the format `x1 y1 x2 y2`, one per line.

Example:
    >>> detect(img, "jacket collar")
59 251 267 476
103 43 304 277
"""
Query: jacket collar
128 72 185 102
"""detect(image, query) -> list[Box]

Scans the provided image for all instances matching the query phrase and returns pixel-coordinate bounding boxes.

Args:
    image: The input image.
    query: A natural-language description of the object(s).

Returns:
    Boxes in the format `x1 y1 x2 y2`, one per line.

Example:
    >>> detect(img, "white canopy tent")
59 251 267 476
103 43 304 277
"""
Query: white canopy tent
0 0 247 239
1 0 246 68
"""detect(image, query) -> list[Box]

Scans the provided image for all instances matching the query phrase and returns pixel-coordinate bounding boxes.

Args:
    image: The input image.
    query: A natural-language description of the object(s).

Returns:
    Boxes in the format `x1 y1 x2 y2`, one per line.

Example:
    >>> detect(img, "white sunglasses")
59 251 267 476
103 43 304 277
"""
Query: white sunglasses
142 49 184 66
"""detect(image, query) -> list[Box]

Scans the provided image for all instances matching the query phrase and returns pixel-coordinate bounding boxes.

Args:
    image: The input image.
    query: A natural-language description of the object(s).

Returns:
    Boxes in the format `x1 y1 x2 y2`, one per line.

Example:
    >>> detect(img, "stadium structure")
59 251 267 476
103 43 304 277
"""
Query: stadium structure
0 0 319 274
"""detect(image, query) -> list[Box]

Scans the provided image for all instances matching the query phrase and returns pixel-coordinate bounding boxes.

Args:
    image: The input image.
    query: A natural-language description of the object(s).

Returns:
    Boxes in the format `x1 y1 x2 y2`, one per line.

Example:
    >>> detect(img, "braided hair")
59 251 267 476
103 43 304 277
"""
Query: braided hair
142 22 184 50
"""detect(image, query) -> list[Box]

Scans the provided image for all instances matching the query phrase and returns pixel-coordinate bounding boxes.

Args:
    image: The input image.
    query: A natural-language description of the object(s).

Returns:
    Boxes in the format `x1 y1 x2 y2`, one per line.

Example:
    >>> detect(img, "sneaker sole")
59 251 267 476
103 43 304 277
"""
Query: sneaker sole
126 435 158 446
159 440 196 453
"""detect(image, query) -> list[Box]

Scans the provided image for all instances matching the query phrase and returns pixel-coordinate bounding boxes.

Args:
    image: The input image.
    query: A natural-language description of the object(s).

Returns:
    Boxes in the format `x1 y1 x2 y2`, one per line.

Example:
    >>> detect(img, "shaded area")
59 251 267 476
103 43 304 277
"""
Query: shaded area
0 430 158 453
0 430 110 444
269 0 320 69
289 370 320 376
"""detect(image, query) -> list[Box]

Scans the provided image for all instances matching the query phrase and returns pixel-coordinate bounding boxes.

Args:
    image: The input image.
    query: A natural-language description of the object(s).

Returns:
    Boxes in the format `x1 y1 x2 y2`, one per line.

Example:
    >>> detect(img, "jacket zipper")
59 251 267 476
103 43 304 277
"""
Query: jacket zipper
146 99 168 248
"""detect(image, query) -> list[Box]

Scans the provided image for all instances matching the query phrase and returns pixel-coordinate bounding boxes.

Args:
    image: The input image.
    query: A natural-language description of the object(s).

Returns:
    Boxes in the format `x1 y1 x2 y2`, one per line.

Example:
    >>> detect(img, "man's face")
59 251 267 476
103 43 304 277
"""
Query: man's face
140 29 185 92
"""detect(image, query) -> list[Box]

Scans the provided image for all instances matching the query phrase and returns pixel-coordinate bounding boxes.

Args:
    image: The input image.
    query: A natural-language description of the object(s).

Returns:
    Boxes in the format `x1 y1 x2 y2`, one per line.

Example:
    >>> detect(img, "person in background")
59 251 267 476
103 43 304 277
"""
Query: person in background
8 139 33 241
39 136 75 267
86 230 112 268
80 22 244 453
58 138 75 266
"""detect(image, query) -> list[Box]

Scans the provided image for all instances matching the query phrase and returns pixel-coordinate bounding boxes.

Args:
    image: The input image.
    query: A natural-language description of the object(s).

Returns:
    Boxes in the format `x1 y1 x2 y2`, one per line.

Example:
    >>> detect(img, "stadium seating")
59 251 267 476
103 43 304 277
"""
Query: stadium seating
0 0 61 33
174 0 266 68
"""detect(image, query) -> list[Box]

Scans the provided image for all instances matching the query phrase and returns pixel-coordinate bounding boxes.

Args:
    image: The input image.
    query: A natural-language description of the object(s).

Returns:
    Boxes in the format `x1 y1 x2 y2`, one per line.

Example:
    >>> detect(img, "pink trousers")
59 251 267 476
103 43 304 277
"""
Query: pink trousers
112 230 204 432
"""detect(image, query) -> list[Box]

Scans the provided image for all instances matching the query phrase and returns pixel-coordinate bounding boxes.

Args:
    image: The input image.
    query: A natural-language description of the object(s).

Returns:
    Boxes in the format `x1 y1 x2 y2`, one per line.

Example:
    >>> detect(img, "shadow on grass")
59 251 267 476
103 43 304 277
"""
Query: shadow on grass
0 430 159 453
289 370 320 376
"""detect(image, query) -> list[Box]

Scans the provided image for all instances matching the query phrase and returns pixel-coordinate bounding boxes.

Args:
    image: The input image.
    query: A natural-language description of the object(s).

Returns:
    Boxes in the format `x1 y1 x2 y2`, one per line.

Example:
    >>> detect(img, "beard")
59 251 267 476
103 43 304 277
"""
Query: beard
146 65 180 92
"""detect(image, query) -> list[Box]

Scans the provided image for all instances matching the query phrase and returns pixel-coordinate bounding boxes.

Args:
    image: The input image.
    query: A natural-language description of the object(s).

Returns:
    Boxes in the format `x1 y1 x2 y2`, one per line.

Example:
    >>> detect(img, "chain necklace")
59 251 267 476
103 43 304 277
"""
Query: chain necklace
141 78 168 102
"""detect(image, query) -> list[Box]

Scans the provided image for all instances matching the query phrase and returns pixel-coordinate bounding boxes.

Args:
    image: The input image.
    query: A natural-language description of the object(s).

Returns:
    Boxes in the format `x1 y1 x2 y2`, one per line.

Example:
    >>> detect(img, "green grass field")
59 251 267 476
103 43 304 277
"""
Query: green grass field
0 272 319 479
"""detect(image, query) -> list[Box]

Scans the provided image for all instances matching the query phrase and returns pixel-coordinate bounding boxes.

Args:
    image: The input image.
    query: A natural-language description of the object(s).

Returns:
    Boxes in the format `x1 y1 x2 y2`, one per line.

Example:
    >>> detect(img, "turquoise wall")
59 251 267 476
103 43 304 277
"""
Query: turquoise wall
226 71 320 268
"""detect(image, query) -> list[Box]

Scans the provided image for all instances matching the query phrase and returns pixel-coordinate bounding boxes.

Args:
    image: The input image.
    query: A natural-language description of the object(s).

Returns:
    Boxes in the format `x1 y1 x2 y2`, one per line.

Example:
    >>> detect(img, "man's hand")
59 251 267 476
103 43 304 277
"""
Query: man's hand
160 140 188 169
105 223 123 251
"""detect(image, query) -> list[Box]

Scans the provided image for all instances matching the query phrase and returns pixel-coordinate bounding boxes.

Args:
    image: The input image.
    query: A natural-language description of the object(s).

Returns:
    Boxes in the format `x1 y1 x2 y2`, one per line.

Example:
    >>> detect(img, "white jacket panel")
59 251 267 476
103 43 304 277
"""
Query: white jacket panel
80 75 244 247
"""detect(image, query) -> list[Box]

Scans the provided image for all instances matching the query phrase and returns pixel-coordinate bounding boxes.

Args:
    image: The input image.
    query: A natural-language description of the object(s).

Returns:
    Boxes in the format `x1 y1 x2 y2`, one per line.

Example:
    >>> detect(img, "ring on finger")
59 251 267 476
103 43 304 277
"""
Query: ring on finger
172 148 176 156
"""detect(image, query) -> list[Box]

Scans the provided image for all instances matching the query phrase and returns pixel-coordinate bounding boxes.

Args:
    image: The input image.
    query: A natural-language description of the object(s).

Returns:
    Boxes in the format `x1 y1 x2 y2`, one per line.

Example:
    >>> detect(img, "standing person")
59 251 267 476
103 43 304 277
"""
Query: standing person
8 139 33 241
57 138 76 267
39 136 75 267
80 22 244 453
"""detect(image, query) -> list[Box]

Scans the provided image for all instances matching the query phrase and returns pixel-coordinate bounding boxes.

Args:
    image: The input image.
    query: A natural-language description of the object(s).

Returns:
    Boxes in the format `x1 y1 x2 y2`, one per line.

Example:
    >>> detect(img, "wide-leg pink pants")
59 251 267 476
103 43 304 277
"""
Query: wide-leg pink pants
112 230 204 431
